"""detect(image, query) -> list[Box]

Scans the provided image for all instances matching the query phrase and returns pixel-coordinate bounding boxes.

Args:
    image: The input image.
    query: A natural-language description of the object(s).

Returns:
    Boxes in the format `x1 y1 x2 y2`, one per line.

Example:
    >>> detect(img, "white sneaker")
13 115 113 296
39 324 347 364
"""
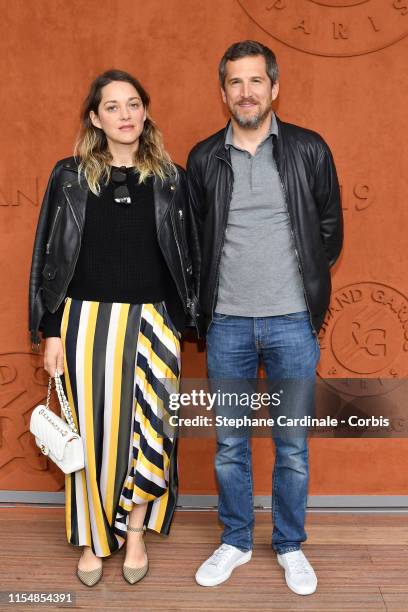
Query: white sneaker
195 543 252 587
277 550 317 595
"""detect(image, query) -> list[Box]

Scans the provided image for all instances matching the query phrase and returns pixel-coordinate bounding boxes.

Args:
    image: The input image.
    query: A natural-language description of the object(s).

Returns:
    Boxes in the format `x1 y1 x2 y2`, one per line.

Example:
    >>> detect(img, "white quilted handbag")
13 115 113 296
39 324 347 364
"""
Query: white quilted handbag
30 371 85 474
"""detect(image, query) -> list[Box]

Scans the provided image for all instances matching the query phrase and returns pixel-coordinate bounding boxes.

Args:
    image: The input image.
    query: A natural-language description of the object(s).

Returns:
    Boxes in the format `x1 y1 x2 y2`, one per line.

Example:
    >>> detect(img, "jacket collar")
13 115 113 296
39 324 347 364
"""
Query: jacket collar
214 123 231 164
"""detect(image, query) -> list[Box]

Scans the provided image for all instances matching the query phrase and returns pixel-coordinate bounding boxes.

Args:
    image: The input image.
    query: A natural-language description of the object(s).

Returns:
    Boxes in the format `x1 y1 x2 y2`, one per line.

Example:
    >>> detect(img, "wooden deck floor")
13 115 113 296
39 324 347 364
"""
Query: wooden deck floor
0 508 408 611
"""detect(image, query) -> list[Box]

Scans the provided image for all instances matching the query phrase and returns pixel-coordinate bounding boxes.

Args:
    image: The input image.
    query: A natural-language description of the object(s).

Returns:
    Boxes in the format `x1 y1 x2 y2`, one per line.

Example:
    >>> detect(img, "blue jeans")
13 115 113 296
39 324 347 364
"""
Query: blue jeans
206 311 320 554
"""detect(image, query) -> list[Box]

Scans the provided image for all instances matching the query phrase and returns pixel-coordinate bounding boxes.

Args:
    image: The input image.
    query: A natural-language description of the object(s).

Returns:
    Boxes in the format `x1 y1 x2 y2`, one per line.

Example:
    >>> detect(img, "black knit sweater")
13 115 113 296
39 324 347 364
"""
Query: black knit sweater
41 167 183 337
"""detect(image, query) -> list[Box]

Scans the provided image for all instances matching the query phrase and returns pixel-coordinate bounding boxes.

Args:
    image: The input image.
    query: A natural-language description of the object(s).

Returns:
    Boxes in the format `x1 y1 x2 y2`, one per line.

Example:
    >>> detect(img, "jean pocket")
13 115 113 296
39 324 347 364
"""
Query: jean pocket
206 312 230 335
212 312 230 321
281 311 310 321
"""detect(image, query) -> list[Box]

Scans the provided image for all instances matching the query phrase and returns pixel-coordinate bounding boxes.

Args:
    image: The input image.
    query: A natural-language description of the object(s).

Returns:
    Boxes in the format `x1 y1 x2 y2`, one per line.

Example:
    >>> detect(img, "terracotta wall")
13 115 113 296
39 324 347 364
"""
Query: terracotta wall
1 0 407 496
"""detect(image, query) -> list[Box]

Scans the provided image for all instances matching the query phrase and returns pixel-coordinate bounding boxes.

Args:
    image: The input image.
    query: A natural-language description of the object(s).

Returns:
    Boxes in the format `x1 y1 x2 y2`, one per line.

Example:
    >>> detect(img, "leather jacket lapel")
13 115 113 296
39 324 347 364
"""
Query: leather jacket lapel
62 177 88 233
153 175 176 235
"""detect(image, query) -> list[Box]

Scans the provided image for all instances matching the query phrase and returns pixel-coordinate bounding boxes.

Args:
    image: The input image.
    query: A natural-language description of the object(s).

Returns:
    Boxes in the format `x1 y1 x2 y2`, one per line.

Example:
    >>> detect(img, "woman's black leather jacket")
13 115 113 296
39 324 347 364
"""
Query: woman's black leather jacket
28 157 201 348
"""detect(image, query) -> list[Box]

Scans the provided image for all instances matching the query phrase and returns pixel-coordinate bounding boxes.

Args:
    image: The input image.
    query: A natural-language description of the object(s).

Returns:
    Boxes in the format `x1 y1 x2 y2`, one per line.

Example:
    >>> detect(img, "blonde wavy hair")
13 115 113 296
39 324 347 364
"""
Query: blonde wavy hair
74 69 177 194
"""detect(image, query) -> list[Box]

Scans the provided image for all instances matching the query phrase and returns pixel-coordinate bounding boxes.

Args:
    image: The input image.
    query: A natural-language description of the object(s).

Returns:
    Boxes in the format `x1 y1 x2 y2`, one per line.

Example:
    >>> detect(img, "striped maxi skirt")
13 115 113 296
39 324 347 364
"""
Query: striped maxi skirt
60 297 181 558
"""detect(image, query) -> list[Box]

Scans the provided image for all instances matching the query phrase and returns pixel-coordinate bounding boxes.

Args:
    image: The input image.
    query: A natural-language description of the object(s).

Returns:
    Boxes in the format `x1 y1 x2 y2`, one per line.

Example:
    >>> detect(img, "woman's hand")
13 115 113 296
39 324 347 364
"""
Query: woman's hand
44 337 64 377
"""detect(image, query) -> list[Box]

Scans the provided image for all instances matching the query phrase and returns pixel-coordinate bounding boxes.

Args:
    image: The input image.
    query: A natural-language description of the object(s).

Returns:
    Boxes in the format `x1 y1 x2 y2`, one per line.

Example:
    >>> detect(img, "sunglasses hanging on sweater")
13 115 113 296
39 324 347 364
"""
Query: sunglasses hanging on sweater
111 166 132 205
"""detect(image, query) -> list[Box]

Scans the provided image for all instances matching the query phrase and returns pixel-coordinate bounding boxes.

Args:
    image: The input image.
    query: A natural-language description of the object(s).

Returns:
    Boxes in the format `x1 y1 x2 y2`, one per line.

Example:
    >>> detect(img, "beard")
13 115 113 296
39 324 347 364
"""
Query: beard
231 99 271 129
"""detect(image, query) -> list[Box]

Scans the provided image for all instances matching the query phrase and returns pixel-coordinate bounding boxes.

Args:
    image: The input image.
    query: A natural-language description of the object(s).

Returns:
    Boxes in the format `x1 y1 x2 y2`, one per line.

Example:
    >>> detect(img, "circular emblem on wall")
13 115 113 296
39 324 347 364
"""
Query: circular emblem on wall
238 0 408 57
317 282 408 395
0 352 60 478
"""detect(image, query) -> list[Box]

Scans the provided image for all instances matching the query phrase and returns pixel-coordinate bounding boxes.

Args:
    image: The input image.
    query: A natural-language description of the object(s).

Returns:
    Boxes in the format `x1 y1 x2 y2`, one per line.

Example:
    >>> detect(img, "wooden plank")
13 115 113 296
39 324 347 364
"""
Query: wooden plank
2 508 406 610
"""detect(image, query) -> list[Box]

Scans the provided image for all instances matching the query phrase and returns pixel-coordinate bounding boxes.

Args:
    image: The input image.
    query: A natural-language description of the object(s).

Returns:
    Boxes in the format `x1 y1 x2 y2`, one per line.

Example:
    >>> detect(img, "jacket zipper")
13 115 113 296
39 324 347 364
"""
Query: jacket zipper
160 206 200 334
273 155 317 337
178 209 193 276
53 187 82 311
169 207 192 313
155 183 196 329
46 206 61 255
210 157 234 320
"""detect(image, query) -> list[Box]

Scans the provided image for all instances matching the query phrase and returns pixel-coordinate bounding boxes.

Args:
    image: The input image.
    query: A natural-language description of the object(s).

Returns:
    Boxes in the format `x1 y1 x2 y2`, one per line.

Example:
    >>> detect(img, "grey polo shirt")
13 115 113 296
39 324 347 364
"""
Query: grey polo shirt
215 113 307 317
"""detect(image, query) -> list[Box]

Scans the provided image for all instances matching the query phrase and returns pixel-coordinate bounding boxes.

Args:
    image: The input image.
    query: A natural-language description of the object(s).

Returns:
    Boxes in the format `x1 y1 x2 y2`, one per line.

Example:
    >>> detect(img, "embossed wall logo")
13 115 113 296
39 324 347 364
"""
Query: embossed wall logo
318 283 408 384
0 352 64 486
238 0 408 57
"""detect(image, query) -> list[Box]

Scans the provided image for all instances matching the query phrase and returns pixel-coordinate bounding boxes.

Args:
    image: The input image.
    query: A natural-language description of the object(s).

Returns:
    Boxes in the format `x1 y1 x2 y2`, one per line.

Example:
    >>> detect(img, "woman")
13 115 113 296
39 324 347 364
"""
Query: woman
28 70 199 586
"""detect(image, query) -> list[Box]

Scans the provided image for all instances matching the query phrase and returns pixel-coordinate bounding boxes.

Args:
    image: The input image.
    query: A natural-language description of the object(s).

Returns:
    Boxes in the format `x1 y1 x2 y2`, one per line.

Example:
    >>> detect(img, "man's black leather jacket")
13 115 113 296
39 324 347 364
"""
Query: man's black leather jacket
187 115 343 336
29 157 200 347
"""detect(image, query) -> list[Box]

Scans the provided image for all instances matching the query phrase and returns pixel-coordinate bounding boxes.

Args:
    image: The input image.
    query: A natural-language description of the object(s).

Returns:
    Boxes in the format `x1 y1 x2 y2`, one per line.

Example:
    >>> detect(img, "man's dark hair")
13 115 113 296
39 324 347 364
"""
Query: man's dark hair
219 40 279 88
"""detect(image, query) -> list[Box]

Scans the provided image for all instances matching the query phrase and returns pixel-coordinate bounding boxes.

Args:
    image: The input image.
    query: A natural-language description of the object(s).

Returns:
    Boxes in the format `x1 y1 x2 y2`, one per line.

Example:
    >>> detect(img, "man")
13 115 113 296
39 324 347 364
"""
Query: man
187 40 342 595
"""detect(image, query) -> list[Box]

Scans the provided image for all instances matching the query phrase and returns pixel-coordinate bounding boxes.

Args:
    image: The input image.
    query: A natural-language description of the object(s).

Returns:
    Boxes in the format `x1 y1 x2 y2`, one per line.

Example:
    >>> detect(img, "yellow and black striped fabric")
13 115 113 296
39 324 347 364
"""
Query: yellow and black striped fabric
60 298 180 558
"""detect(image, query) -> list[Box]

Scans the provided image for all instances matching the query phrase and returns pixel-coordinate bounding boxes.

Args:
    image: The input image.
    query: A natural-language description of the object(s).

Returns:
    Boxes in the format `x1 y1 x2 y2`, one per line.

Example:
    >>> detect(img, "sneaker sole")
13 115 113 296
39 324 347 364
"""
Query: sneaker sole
195 550 252 587
277 555 317 596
